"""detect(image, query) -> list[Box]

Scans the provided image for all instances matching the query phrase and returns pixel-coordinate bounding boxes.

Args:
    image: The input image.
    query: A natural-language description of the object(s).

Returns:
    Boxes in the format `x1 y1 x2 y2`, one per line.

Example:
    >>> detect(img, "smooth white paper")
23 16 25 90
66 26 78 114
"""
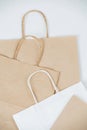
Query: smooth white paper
13 82 87 130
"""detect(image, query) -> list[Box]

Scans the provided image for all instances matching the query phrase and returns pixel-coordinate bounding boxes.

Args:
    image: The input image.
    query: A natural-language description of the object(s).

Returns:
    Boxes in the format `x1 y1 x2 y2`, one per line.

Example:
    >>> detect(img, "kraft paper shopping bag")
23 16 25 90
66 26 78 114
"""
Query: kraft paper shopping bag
13 70 87 130
51 96 87 130
20 9 80 90
0 10 80 90
0 55 59 108
0 32 59 109
0 27 59 130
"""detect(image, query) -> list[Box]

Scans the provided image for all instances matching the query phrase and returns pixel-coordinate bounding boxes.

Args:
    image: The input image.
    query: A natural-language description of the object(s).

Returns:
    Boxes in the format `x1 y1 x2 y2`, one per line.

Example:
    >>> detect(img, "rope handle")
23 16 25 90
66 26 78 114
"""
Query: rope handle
22 10 49 38
27 70 59 104
13 35 42 59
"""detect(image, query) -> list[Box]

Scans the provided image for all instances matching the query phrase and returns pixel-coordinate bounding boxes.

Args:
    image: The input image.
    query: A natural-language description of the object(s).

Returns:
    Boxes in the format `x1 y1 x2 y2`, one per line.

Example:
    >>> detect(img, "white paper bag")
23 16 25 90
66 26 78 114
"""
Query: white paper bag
13 70 87 130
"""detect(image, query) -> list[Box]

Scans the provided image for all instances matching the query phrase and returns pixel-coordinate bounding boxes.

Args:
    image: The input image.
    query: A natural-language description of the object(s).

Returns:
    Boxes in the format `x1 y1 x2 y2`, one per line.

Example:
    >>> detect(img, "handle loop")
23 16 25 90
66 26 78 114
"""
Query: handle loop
22 10 49 38
14 35 42 59
27 70 59 104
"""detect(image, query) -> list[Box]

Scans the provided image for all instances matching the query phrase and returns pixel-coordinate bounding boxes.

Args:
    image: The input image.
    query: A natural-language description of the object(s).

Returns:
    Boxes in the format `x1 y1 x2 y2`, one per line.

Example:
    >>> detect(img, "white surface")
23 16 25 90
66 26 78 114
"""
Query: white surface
13 82 87 130
0 0 87 87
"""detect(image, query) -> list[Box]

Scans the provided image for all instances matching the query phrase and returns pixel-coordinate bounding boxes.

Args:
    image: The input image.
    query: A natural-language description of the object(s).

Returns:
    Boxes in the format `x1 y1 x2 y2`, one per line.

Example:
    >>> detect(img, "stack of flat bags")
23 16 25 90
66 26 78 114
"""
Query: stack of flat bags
0 10 84 130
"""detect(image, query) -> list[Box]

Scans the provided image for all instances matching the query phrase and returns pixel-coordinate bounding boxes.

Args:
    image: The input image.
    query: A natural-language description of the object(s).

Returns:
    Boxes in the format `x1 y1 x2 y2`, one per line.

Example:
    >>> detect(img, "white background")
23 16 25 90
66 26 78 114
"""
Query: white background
0 0 87 87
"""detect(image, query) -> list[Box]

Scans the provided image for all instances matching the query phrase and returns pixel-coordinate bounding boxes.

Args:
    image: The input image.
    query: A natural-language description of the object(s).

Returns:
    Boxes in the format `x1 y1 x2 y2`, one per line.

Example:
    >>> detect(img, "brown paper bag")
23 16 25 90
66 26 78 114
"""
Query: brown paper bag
0 36 59 130
0 55 59 108
0 100 23 130
0 33 59 107
51 96 87 130
0 10 80 91
19 10 80 90
0 13 59 130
